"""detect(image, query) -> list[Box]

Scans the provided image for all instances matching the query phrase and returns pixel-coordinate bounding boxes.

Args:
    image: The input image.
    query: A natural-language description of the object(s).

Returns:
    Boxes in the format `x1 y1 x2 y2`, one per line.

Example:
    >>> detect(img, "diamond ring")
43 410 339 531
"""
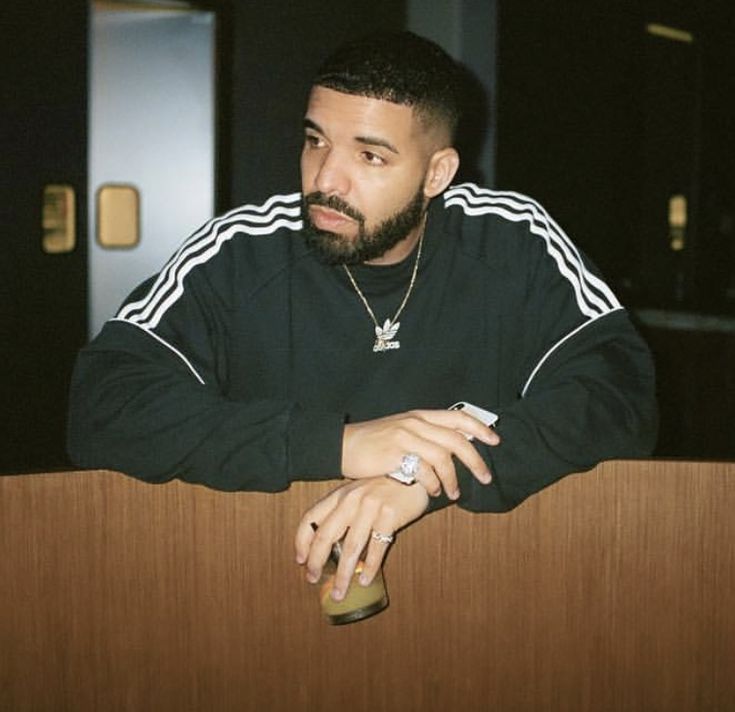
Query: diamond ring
371 530 394 545
387 452 421 485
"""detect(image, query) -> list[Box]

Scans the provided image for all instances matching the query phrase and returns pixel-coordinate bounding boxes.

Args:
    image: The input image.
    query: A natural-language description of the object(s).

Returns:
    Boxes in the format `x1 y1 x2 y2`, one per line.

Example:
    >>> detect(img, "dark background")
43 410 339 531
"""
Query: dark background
2 0 733 471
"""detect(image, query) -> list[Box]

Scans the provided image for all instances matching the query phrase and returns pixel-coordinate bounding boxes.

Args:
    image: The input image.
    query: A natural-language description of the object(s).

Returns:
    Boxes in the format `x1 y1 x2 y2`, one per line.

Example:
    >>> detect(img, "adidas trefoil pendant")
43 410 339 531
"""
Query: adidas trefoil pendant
342 215 427 354
373 319 401 352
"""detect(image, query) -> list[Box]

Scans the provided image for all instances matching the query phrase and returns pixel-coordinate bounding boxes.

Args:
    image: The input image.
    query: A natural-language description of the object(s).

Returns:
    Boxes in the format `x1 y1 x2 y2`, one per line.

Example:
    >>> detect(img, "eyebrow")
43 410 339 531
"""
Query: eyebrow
303 118 399 155
356 134 399 155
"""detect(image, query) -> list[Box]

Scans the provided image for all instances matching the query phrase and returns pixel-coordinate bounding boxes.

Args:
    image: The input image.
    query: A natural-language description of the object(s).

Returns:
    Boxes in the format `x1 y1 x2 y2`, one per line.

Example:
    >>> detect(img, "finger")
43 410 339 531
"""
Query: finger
391 450 442 497
403 421 492 488
295 498 335 562
388 428 460 499
412 463 443 498
414 409 501 446
294 518 316 564
392 429 475 497
358 525 394 587
305 517 349 584
294 491 342 571
415 439 461 498
446 433 493 485
330 512 375 601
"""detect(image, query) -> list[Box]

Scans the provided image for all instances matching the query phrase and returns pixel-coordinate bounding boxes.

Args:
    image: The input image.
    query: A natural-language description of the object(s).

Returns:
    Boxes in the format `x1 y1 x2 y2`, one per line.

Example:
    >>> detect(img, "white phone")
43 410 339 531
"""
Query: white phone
448 401 498 438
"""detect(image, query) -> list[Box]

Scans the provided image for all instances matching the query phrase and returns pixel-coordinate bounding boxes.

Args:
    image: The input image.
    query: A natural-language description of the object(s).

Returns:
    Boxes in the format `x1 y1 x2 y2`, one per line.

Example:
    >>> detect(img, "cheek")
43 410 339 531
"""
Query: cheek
300 150 314 189
364 174 424 222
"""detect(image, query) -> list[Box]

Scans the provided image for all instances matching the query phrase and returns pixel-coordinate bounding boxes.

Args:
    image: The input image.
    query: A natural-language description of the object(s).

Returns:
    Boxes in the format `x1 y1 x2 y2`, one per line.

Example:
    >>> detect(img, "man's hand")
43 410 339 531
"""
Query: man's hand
294 477 429 601
342 409 500 500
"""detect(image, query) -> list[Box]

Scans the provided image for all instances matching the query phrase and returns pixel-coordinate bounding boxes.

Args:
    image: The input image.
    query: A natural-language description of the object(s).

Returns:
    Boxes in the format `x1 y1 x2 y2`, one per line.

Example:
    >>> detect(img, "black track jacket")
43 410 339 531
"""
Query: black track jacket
68 183 658 512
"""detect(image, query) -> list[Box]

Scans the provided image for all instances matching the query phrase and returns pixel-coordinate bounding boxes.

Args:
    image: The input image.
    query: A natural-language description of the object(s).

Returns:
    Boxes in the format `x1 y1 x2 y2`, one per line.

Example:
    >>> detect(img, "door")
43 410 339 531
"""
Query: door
88 1 216 337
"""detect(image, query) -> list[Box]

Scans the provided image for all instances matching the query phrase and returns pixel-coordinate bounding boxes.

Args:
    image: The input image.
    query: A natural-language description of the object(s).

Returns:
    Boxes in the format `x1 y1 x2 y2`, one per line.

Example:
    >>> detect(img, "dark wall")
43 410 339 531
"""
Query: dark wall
695 0 735 314
494 0 735 314
227 1 407 206
2 1 89 471
495 1 644 290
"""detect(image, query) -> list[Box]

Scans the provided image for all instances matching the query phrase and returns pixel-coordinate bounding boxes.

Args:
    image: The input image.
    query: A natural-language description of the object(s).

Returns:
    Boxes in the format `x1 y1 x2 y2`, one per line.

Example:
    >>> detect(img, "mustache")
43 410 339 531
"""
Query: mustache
303 192 365 224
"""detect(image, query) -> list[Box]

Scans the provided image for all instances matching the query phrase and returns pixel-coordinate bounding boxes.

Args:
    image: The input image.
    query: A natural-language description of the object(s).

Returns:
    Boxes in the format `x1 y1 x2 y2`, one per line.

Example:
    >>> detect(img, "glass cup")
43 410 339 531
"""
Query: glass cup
317 538 389 625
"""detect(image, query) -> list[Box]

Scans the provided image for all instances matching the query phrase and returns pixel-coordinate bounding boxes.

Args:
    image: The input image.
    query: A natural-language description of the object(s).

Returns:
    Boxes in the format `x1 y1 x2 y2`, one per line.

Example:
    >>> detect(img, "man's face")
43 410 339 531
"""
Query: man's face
300 86 434 265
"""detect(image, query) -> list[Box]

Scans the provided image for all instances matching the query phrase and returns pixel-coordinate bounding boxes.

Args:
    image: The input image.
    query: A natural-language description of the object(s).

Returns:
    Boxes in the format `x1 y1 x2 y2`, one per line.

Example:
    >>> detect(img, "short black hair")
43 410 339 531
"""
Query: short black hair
313 31 462 141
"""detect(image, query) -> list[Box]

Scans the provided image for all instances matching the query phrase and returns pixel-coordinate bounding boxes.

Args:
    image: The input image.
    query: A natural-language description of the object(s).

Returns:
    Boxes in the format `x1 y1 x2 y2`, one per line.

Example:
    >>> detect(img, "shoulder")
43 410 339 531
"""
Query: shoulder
435 182 557 267
437 183 621 318
200 192 303 254
440 182 555 238
438 183 593 272
163 191 306 287
203 191 307 273
115 192 305 326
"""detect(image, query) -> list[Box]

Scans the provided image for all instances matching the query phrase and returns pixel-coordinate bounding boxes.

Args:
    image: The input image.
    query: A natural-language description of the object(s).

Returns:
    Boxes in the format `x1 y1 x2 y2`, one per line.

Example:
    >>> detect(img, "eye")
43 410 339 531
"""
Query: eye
361 151 387 166
304 133 325 149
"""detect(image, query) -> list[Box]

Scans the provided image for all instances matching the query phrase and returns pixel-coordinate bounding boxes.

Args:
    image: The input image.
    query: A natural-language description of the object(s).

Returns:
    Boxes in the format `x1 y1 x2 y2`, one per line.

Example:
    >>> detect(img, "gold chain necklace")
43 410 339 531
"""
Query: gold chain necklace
342 217 426 353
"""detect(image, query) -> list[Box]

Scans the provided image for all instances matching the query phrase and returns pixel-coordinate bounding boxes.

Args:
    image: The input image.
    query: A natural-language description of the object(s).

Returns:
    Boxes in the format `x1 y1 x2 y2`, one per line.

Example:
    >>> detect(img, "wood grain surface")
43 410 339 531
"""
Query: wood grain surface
1 460 733 711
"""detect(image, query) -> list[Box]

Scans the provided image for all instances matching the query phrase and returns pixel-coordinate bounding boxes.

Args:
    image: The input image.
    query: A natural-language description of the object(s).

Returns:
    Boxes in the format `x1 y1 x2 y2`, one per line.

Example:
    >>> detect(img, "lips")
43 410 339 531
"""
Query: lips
308 205 357 232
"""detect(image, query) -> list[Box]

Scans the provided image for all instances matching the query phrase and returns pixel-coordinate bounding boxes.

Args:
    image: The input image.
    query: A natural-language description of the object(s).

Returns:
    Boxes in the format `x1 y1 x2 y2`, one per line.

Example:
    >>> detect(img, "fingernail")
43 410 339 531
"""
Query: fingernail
331 587 344 601
306 571 318 584
481 472 492 484
450 489 460 500
296 554 305 564
359 573 369 586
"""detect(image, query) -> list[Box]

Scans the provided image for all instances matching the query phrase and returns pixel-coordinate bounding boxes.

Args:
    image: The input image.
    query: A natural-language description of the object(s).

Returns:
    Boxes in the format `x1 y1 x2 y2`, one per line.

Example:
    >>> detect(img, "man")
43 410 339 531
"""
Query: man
68 32 657 603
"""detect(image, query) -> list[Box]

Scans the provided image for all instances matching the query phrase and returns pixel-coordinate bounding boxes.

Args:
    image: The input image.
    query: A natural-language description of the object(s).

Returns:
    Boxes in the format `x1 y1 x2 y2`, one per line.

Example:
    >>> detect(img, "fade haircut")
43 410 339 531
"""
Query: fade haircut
312 31 462 142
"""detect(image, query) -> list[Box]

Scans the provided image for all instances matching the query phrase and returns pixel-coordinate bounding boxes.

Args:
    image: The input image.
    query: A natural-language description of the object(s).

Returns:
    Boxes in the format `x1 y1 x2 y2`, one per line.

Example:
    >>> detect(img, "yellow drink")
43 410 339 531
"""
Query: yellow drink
318 557 388 625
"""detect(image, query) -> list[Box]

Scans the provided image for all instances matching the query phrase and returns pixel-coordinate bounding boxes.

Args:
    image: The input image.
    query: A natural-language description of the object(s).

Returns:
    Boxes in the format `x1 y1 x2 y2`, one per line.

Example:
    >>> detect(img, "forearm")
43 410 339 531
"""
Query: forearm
67 337 345 492
452 317 658 513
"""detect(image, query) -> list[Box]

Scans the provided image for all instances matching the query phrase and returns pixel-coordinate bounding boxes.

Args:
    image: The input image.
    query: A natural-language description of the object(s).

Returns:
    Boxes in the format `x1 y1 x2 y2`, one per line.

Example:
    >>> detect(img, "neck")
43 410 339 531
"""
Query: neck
362 212 428 267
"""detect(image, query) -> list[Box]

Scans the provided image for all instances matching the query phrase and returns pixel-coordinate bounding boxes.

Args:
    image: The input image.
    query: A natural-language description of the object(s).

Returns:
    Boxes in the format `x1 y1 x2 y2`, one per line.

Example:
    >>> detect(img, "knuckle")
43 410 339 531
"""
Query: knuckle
362 492 382 511
312 531 332 548
435 452 454 473
342 488 363 507
457 438 479 460
403 413 425 429
301 505 318 521
423 473 442 495
393 425 411 443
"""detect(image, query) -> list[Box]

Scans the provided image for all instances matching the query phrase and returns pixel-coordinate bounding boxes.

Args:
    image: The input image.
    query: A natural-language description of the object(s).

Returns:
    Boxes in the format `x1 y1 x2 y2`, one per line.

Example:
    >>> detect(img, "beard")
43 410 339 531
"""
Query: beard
302 186 426 265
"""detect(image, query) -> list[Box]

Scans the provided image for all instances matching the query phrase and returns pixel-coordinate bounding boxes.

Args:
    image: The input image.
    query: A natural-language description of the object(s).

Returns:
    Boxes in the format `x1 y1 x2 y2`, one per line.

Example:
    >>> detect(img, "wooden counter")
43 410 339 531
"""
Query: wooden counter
1 459 733 711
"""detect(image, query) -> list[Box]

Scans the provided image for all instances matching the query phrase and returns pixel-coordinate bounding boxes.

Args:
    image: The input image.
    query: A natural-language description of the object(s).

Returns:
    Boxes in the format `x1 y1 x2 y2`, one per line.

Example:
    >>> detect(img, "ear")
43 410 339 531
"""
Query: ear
423 147 460 199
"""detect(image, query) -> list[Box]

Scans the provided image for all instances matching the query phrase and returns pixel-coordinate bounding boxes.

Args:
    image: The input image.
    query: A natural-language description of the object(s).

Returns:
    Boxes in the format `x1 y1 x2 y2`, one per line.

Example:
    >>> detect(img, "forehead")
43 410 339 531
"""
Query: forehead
305 85 422 147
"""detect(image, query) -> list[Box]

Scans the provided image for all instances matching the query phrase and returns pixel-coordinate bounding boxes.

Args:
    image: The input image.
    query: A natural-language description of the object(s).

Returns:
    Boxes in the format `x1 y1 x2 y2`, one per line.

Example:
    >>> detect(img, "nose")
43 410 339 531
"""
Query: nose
313 149 350 196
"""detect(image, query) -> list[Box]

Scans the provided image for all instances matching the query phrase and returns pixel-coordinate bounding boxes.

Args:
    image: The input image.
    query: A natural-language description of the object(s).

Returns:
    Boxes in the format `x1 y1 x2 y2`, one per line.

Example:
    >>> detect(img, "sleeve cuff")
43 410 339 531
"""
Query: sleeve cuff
287 405 346 481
